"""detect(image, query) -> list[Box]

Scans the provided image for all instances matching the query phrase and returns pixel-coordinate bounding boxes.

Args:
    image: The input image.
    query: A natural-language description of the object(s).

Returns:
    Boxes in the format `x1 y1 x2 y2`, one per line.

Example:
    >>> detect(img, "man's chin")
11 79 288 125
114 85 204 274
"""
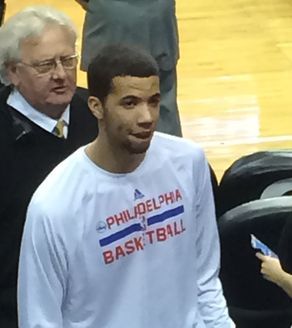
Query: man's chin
50 92 73 104
43 98 72 118
126 140 151 155
47 95 73 108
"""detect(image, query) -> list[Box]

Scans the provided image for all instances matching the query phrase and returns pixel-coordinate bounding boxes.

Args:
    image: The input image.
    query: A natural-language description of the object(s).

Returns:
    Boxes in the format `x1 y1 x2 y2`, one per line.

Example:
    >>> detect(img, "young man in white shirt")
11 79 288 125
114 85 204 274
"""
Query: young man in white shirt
18 44 234 328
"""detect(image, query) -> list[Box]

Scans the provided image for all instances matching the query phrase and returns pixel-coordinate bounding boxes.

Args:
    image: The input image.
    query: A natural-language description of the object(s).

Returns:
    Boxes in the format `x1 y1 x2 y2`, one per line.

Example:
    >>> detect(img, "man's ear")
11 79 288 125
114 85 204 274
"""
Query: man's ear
88 96 104 119
6 63 20 87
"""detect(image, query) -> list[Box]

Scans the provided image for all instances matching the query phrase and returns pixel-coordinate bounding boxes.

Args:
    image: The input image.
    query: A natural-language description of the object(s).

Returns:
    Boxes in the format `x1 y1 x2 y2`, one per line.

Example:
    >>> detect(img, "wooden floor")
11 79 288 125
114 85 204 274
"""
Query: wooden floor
5 0 292 180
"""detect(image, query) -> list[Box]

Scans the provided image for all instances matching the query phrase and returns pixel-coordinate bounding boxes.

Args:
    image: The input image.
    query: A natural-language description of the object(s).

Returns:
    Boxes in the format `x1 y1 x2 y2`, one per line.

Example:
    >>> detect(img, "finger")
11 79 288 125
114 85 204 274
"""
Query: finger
255 252 265 261
260 267 266 275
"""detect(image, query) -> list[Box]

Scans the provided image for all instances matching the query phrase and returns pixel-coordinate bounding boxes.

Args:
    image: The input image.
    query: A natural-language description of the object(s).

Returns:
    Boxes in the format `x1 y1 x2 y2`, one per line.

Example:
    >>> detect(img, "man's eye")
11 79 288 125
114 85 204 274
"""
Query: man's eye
123 100 136 108
149 98 160 107
61 57 77 68
38 61 53 67
62 59 73 66
35 62 54 72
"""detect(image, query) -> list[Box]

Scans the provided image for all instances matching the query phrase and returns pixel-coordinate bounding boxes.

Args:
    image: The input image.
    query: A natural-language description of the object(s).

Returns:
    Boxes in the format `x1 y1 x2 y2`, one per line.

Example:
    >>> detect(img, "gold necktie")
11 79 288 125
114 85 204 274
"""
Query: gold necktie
53 119 65 138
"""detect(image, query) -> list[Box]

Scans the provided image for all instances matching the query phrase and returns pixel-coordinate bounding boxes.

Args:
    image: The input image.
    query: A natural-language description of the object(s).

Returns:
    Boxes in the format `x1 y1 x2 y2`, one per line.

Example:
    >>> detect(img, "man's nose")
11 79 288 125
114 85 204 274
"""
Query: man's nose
52 61 66 79
137 103 154 124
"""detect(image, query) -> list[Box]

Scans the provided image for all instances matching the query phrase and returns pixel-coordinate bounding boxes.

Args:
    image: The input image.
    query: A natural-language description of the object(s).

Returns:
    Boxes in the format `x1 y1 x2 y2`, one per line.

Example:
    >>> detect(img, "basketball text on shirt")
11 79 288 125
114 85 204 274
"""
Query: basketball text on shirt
98 188 186 264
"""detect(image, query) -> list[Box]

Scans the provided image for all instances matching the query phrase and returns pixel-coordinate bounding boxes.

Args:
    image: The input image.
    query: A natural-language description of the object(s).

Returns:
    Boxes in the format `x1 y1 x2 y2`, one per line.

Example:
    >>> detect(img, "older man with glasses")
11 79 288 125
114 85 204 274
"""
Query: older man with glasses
0 6 98 328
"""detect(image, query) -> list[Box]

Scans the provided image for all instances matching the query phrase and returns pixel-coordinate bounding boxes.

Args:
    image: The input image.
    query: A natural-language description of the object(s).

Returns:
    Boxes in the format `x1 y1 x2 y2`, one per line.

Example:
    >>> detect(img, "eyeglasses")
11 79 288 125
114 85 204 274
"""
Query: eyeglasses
18 54 78 75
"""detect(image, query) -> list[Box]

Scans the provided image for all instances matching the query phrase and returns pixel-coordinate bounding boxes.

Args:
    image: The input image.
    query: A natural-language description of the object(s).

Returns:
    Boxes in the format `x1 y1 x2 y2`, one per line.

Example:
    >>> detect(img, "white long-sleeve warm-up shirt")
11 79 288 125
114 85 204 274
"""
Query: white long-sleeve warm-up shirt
18 132 234 328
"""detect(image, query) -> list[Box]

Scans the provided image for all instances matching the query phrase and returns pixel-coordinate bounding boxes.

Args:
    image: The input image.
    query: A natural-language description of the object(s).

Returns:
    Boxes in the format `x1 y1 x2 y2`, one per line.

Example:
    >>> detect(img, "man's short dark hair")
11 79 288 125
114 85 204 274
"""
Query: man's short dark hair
87 44 159 104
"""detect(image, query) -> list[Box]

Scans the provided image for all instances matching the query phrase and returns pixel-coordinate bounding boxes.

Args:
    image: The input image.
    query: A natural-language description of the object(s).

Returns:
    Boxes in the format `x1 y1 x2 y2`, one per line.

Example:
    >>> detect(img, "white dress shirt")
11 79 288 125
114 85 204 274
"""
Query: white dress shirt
7 89 70 138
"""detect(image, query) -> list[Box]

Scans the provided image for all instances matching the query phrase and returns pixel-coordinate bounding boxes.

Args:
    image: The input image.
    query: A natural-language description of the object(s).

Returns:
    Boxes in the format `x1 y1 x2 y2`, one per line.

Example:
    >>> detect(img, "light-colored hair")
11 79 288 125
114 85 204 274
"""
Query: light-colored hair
0 5 77 85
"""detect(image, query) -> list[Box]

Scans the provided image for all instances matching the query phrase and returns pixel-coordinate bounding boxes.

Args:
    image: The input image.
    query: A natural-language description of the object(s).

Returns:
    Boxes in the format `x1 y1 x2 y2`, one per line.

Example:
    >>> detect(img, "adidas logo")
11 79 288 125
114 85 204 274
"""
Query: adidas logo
134 189 144 201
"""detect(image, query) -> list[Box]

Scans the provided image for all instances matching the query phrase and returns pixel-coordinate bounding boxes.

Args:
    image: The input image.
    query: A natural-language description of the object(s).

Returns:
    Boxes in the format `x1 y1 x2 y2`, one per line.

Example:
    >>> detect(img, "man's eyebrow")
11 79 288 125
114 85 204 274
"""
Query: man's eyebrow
150 93 160 98
148 93 161 101
37 59 54 63
120 93 160 101
35 54 75 64
31 58 55 65
120 95 139 101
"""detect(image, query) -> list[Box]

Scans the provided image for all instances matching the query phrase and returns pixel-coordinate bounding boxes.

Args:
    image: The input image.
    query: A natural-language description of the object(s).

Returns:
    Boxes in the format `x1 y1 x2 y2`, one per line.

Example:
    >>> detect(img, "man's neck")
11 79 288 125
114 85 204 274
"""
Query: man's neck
35 104 66 120
85 138 146 174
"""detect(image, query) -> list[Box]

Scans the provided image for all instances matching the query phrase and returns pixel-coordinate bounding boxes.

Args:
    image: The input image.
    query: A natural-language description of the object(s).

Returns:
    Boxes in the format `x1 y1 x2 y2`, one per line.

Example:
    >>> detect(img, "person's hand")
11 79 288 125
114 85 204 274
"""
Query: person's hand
255 252 284 285
256 252 292 298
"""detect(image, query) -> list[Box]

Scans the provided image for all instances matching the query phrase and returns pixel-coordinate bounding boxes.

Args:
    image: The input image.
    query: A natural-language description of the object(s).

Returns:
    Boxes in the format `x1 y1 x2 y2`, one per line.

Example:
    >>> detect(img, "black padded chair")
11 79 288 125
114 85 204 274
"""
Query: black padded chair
217 150 292 216
218 197 292 328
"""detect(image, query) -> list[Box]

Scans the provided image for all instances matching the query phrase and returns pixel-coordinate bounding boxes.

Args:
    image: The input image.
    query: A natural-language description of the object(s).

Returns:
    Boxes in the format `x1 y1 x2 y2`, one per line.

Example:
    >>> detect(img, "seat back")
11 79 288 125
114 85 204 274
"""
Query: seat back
218 197 292 327
218 150 292 216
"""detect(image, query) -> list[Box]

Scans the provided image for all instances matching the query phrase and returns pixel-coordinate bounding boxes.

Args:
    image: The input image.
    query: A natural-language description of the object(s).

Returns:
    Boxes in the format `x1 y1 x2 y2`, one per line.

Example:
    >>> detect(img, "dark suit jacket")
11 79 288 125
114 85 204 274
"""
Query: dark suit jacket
0 86 98 328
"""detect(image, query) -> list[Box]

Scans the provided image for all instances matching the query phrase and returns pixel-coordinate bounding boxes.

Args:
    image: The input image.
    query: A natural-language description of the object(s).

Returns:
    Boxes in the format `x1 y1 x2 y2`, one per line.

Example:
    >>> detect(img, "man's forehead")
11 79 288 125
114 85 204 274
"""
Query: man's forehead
111 75 160 95
19 25 75 60
21 25 71 43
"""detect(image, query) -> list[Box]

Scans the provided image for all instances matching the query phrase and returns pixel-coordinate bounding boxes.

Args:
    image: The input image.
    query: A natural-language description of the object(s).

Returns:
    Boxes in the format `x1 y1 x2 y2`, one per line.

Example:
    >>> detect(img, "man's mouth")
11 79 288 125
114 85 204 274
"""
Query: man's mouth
52 86 67 93
131 131 152 139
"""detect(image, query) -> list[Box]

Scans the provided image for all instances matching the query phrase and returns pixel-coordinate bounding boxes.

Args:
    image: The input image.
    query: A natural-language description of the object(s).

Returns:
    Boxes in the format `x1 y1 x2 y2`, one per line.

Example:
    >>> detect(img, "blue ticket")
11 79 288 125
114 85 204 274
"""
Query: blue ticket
250 234 278 258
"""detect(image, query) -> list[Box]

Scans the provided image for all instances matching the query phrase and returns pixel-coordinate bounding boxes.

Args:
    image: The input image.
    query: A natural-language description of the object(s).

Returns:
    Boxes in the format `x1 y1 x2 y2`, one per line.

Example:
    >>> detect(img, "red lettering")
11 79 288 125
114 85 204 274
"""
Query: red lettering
166 224 174 237
157 227 167 241
106 216 115 229
103 250 114 264
134 237 144 250
126 209 136 220
175 189 183 201
103 218 187 265
146 199 153 213
116 245 126 260
125 240 135 255
122 210 129 222
173 221 181 235
145 230 155 244
114 212 125 226
164 192 174 205
152 197 161 210
136 202 147 215
180 219 186 232
173 219 186 235
158 195 164 205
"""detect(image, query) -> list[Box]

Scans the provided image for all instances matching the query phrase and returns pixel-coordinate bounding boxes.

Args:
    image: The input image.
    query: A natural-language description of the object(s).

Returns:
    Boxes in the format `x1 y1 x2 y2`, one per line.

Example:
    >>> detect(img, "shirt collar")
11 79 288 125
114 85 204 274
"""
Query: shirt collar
7 89 70 134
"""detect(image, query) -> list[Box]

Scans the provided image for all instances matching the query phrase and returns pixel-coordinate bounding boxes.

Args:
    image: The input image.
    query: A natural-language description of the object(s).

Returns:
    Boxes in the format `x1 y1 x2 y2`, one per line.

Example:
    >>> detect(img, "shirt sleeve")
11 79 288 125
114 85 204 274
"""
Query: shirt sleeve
18 199 67 328
194 151 235 328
